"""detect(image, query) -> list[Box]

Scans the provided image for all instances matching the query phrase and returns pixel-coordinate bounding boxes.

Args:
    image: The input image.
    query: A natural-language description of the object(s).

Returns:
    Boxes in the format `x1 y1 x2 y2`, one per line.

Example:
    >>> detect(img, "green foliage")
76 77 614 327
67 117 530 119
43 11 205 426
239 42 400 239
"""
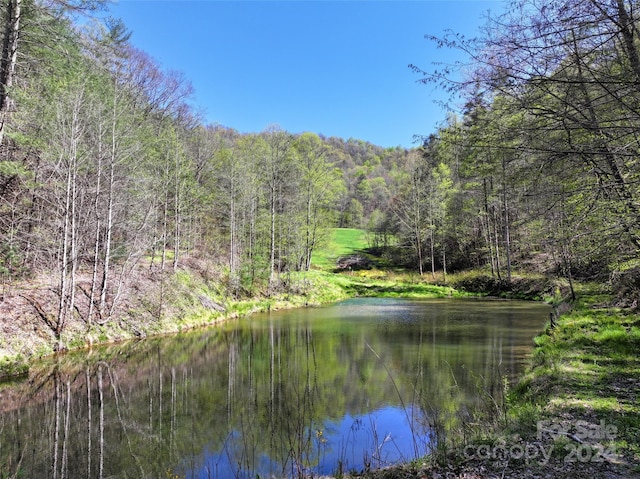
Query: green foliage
409 0 640 280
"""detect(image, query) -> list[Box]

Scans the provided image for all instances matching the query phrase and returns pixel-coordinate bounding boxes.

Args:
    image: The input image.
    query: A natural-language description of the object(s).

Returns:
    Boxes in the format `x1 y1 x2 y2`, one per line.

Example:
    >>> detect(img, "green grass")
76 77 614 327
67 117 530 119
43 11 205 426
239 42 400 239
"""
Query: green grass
311 228 370 270
337 274 463 298
507 284 640 470
307 230 483 300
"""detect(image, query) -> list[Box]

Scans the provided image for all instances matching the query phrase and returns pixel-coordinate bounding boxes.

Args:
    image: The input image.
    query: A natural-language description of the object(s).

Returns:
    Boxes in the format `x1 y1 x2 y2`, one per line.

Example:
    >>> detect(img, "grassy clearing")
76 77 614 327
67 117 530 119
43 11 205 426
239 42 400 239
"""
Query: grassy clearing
312 228 370 270
332 269 465 298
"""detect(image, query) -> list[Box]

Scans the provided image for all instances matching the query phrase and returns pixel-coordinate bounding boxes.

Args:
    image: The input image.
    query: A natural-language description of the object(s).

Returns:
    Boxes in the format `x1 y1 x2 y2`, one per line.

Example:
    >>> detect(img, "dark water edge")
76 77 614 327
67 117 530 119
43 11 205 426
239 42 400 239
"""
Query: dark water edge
0 297 549 479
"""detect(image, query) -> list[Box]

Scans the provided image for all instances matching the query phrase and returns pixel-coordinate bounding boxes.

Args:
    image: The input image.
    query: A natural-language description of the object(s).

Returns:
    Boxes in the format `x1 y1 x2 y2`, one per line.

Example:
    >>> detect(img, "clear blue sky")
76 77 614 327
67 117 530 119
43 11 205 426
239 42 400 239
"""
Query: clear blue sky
106 1 504 148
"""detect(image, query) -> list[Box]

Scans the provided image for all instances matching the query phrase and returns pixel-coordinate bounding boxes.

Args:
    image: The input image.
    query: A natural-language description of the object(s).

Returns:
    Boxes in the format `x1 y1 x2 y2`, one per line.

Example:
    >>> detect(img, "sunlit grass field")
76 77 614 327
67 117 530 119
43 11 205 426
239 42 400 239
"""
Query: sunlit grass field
311 228 370 270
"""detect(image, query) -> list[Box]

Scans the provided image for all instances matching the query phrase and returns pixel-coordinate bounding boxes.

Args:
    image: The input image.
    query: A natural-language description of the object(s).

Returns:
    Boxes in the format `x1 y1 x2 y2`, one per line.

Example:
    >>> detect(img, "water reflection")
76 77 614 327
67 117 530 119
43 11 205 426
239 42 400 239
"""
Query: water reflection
0 298 548 478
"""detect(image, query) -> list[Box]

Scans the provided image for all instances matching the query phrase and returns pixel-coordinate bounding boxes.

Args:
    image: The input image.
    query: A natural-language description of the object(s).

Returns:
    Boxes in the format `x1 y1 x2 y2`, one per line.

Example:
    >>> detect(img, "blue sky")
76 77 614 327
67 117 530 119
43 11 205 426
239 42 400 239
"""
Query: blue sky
106 1 504 148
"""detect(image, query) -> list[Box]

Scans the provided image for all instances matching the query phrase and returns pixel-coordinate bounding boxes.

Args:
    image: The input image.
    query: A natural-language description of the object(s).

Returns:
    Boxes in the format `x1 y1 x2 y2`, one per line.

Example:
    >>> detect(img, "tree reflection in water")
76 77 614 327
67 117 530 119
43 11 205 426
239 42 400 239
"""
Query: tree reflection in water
0 297 548 478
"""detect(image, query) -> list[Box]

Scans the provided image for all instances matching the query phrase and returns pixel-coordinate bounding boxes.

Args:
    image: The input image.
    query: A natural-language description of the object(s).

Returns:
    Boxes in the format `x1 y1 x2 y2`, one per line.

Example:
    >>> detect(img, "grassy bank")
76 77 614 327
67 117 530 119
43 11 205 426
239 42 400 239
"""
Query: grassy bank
0 233 562 382
506 283 640 473
0 228 454 379
0 269 342 380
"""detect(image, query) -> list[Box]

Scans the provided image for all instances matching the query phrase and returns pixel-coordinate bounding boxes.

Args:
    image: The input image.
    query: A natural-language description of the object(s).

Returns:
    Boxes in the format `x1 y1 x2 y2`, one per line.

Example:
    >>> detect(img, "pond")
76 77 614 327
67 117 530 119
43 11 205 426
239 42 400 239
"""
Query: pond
0 297 549 478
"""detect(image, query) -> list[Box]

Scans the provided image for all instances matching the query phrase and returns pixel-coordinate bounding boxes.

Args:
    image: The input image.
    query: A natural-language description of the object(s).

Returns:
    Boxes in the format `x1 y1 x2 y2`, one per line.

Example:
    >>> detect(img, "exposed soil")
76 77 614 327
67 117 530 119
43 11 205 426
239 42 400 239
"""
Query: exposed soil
0 258 227 379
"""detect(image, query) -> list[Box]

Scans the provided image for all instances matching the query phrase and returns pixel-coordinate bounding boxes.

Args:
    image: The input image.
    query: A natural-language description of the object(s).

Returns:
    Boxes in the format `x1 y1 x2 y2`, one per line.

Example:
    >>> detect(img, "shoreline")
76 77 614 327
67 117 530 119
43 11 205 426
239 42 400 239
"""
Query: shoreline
2 267 636 477
349 282 640 479
0 267 471 381
1 267 552 381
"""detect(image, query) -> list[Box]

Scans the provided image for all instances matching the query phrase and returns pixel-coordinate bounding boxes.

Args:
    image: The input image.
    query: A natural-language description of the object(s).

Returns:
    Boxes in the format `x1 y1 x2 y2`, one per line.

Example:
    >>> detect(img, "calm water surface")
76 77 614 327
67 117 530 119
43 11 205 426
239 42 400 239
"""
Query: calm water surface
0 297 549 478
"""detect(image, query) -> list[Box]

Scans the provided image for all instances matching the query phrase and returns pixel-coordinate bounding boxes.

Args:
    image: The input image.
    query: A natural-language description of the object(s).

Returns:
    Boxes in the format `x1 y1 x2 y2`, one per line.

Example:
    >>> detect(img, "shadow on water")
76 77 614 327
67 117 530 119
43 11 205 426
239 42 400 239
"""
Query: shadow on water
0 297 549 478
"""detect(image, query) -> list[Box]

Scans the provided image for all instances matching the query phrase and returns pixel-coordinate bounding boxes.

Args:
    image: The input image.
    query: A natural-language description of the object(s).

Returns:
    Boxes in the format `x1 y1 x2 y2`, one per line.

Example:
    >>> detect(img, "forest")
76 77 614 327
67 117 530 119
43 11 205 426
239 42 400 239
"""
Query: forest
1 0 640 354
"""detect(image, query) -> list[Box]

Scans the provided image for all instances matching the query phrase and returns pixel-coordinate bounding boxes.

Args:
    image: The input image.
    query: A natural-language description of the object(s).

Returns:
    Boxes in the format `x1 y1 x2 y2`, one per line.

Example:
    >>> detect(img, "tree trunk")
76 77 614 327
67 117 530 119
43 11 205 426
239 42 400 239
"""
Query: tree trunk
161 188 168 271
88 148 102 326
305 194 312 271
493 205 502 281
442 228 447 283
0 0 21 145
57 106 81 348
571 28 640 248
614 0 640 83
483 178 496 277
99 159 114 317
502 158 511 282
269 181 276 292
173 149 180 272
415 225 423 276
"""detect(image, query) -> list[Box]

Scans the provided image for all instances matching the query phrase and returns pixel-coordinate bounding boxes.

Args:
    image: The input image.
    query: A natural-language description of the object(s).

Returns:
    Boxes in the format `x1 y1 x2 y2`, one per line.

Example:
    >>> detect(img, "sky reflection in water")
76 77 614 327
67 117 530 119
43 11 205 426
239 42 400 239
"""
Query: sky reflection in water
0 297 549 479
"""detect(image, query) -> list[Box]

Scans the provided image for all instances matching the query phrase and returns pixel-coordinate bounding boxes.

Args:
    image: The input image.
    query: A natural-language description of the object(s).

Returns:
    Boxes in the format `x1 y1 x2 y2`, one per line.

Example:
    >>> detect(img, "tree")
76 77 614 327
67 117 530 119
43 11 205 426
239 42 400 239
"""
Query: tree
0 0 21 145
0 0 108 145
390 150 429 275
260 125 293 291
292 132 344 271
412 0 640 277
212 133 264 295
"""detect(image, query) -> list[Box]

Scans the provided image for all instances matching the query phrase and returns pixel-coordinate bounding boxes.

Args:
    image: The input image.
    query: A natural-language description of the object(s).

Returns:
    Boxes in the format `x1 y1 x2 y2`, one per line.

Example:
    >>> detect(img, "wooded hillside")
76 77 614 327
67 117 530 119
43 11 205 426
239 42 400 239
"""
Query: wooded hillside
1 0 640 353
